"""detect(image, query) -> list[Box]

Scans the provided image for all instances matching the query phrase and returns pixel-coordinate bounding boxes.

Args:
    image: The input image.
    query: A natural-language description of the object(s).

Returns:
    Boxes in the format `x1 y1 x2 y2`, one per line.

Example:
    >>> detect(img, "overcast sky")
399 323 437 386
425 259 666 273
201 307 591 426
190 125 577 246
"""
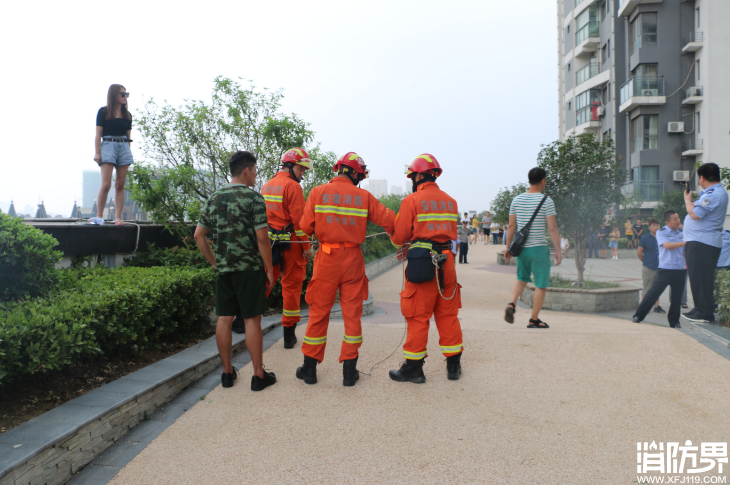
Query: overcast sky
0 0 557 217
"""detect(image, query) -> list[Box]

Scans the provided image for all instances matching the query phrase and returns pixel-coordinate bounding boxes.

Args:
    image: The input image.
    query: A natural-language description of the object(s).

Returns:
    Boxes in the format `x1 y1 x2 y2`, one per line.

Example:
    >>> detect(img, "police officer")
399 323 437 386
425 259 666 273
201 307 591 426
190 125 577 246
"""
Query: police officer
632 210 686 329
682 163 729 324
389 154 464 383
717 229 730 271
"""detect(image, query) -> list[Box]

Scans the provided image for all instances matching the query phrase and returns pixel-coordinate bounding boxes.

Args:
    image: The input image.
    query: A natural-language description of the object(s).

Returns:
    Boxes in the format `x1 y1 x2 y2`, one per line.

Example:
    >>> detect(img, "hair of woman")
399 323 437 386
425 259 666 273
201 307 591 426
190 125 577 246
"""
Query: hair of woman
104 84 131 121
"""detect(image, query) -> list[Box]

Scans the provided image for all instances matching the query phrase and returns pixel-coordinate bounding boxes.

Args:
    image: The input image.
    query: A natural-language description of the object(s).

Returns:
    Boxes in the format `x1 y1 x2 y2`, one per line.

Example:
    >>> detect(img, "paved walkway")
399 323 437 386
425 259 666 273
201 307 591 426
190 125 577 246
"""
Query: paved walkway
109 244 730 484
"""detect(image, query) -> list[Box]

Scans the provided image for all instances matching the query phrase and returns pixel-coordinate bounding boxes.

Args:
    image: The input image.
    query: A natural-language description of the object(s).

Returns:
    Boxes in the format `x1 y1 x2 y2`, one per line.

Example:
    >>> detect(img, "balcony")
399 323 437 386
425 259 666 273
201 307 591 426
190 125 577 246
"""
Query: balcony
574 104 602 134
682 32 704 53
575 60 600 87
619 76 666 113
575 22 600 57
682 138 704 157
682 86 703 105
622 181 665 203
618 0 664 18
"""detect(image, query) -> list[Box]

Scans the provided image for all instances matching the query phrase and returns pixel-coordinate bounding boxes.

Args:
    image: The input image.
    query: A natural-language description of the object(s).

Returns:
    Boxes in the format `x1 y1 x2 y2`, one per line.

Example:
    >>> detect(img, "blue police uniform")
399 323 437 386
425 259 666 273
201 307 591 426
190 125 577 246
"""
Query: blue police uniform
717 229 730 269
634 226 686 328
683 182 729 322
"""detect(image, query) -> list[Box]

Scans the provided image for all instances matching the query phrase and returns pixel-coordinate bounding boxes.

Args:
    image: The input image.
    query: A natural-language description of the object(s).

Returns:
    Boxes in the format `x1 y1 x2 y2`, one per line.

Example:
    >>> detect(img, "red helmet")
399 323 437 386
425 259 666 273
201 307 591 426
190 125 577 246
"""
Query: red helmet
334 152 369 178
405 153 442 178
281 148 311 170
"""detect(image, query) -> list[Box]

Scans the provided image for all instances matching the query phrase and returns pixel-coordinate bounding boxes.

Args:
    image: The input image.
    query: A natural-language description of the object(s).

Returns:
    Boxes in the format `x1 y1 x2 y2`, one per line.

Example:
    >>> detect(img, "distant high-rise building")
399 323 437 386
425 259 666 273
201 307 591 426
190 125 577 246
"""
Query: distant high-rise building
390 185 403 195
365 179 388 198
83 171 102 208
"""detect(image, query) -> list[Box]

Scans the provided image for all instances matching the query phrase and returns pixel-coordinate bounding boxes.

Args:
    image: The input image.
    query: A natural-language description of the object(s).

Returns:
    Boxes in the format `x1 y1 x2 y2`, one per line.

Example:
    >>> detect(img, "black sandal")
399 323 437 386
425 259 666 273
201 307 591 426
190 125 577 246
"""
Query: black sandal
527 318 549 329
505 303 516 324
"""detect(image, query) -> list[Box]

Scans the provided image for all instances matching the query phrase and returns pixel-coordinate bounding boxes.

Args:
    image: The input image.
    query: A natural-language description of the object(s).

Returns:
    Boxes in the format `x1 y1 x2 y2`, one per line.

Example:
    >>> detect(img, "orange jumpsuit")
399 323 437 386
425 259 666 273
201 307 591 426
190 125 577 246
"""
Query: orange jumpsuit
299 177 395 363
390 181 464 360
261 171 311 327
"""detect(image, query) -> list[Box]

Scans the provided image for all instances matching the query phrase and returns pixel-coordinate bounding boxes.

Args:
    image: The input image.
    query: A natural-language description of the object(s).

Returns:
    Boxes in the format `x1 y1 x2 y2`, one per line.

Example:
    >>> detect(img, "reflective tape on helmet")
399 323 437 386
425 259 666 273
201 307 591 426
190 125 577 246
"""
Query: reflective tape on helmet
440 344 463 354
403 349 427 360
264 195 283 203
416 213 459 222
314 205 368 217
343 334 363 344
303 335 327 345
283 309 300 317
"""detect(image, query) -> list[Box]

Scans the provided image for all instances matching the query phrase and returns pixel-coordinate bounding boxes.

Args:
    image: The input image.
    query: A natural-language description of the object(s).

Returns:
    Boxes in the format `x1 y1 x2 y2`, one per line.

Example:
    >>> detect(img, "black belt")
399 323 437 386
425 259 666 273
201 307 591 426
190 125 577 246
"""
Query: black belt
102 137 132 142
416 240 451 253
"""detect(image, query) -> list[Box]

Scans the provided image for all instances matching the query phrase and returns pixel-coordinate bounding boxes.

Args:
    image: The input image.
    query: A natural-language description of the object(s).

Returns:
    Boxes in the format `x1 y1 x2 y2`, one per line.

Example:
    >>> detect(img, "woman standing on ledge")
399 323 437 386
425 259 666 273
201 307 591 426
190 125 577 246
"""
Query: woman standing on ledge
90 84 133 225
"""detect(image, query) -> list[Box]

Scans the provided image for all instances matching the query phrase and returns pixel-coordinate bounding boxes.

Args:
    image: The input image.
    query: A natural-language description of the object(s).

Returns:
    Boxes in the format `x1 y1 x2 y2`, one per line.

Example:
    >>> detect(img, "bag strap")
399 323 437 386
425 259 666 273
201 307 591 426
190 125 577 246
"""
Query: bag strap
521 195 548 231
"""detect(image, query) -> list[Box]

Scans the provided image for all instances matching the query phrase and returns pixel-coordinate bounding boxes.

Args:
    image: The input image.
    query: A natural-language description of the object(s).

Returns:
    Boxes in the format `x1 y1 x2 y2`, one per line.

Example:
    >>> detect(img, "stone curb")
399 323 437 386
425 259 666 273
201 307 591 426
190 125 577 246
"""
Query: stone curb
0 253 398 485
688 322 730 348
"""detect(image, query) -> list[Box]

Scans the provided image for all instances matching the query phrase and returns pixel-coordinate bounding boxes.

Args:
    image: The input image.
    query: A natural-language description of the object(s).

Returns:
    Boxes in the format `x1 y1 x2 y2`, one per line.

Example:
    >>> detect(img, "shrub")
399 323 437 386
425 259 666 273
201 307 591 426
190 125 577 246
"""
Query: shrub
715 269 730 326
125 243 209 269
0 266 214 387
0 213 62 301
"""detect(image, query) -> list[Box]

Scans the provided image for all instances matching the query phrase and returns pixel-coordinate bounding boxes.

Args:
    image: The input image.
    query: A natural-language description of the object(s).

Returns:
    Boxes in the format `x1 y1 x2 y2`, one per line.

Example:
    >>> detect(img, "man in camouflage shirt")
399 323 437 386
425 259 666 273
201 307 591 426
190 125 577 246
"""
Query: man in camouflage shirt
194 151 277 392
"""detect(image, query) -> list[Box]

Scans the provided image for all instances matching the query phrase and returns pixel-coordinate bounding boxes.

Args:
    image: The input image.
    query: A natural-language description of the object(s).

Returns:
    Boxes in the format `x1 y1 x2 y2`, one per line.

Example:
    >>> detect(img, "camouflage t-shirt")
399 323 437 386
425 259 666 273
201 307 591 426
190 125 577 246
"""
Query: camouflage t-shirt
198 184 268 273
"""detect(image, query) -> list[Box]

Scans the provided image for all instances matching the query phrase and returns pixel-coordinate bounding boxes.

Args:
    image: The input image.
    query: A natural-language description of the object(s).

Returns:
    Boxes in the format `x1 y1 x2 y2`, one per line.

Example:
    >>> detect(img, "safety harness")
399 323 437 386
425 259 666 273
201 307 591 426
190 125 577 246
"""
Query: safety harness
268 224 294 267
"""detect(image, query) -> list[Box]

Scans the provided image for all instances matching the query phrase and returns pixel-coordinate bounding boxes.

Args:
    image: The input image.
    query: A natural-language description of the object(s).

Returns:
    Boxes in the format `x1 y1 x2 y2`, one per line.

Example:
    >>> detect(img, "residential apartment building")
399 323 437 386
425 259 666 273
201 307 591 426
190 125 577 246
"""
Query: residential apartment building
365 179 388 198
557 0 729 217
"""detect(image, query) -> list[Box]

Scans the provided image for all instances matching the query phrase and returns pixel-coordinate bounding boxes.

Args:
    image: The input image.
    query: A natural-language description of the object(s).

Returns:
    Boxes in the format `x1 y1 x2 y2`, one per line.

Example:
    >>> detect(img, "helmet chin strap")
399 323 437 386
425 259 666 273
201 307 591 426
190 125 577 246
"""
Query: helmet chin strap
284 163 301 183
340 167 361 186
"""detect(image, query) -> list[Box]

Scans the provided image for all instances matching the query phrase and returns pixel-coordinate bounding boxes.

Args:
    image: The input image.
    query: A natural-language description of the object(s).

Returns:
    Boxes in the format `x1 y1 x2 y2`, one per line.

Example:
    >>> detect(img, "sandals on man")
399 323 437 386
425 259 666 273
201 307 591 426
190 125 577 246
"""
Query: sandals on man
527 318 550 329
504 303 516 324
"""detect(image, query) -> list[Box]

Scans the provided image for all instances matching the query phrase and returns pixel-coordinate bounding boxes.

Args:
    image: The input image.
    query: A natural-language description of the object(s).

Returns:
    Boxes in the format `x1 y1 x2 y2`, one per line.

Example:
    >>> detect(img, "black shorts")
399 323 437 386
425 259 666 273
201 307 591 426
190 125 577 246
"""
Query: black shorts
216 270 268 318
483 228 490 235
626 235 633 241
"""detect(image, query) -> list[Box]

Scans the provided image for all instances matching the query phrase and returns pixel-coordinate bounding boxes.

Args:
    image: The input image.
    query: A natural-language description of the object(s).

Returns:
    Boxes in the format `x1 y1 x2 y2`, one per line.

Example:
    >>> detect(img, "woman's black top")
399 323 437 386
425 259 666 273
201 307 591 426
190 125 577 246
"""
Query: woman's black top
96 107 132 137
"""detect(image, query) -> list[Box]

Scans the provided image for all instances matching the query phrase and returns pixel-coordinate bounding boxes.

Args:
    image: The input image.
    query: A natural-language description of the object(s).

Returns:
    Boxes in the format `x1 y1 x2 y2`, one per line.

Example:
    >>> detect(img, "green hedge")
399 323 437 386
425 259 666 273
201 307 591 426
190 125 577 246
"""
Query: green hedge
0 266 214 387
715 269 730 326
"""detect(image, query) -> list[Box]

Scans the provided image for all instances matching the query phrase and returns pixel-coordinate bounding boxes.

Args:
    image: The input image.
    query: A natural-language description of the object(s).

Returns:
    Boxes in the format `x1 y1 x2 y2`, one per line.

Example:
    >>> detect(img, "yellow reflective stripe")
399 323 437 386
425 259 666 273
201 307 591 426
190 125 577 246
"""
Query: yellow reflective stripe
264 195 283 202
416 213 459 222
403 349 427 360
410 242 432 250
283 309 300 316
295 230 306 237
268 232 291 241
303 335 327 345
314 205 368 217
441 344 463 353
390 238 403 249
343 335 363 344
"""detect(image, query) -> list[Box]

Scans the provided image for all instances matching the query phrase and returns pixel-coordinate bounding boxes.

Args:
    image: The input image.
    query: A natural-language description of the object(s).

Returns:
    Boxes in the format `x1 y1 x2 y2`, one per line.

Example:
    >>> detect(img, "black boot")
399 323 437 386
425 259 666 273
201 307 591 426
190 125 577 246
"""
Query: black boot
389 359 426 384
446 353 462 380
283 325 297 349
296 356 318 384
342 357 360 387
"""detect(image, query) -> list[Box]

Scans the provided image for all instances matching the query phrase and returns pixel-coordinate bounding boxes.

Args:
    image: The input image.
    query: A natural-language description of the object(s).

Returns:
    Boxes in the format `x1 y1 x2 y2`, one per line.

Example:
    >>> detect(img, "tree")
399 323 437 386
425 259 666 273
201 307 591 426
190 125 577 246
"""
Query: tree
128 76 334 229
620 190 644 222
490 183 529 225
538 135 624 282
653 190 695 222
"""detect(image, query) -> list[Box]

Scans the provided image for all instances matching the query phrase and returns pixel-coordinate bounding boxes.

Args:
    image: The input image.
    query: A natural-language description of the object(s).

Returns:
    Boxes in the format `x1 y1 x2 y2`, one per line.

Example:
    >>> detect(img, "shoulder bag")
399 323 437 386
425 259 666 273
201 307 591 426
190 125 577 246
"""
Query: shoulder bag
507 195 548 257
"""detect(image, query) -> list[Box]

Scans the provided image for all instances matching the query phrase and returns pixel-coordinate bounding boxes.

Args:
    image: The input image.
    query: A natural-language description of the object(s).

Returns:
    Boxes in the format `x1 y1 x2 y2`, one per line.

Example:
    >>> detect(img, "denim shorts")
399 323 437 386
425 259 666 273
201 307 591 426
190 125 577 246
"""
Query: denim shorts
608 240 618 248
100 137 134 167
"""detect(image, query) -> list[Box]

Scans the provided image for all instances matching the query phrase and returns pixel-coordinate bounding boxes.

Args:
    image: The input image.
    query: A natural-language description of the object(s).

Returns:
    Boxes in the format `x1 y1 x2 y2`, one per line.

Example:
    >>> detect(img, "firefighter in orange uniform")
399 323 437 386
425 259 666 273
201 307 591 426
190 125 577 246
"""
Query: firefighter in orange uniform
296 152 395 386
389 154 464 383
261 148 313 349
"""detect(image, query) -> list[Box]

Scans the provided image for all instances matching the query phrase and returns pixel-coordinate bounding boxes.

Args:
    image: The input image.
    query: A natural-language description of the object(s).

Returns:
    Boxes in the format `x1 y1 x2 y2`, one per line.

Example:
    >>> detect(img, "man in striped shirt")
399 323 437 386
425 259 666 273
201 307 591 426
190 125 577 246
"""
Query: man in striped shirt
504 168 562 329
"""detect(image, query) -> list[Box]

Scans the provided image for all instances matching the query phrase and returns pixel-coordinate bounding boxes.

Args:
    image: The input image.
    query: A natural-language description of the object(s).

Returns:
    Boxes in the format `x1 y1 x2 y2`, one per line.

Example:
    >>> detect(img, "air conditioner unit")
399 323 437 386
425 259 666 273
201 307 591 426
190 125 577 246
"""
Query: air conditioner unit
668 122 685 133
642 89 659 96
687 87 702 97
596 106 605 117
673 170 690 182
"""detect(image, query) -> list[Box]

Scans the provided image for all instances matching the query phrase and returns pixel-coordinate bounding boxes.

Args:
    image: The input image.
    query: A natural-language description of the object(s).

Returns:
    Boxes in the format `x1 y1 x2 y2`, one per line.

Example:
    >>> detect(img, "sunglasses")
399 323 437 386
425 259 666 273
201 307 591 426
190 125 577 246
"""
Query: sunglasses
118 92 130 98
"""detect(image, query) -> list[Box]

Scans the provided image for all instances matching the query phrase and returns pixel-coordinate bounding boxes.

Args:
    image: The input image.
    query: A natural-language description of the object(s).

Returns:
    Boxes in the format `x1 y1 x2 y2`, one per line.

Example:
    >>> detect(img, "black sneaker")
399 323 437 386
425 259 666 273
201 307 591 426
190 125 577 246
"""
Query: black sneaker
221 366 238 388
682 309 697 318
251 370 276 391
232 315 245 334
632 316 641 323
654 306 666 314
670 322 682 329
682 314 714 323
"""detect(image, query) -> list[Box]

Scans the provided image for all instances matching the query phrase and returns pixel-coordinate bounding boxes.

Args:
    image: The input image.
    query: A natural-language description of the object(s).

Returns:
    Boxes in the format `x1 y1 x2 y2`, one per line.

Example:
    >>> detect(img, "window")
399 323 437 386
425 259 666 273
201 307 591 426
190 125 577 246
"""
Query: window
603 130 608 140
697 112 701 133
608 82 611 101
567 25 570 34
568 62 571 72
630 115 659 152
607 39 610 57
633 64 658 77
602 43 608 63
608 128 612 139
575 89 601 126
697 60 701 80
568 101 572 111
697 7 700 28
602 86 608 104
629 13 658 54
576 6 599 44
632 166 659 182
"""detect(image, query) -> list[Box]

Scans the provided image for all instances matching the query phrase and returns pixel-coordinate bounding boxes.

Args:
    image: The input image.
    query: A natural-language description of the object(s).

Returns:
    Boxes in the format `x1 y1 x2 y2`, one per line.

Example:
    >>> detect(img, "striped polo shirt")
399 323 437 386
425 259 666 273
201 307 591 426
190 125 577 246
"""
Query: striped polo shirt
508 192 556 248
